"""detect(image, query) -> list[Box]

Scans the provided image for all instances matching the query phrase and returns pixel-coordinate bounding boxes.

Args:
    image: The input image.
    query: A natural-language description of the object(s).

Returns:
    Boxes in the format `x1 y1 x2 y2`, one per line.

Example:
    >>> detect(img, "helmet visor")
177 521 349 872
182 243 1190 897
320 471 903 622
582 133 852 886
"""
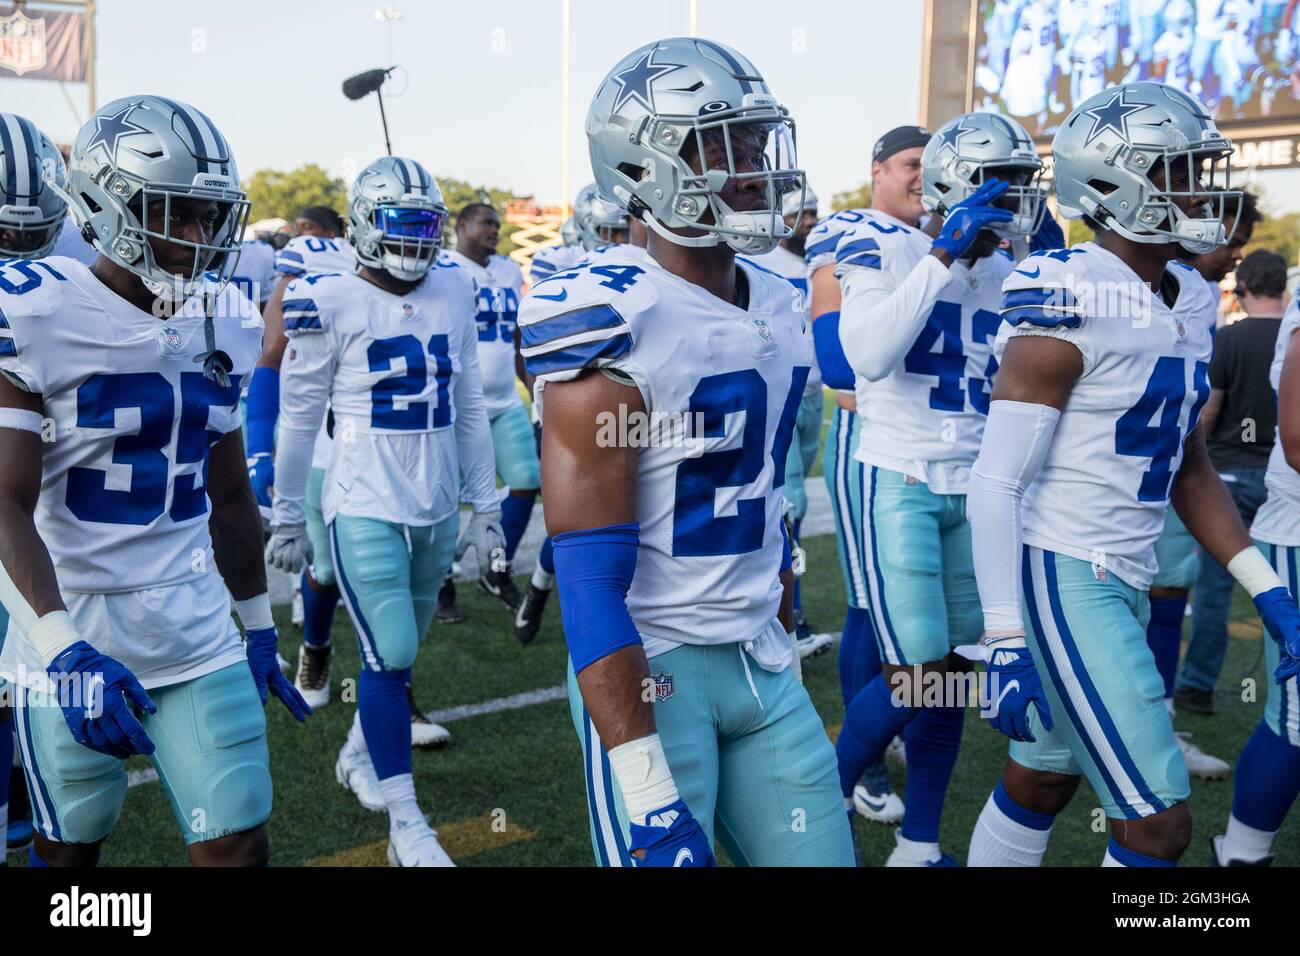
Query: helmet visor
375 205 446 240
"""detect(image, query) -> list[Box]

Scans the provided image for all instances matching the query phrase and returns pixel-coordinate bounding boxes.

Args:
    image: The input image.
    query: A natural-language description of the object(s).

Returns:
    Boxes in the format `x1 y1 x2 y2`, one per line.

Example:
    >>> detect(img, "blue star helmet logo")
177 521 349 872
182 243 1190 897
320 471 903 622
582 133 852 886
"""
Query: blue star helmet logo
937 117 979 153
610 47 684 114
1081 89 1148 147
85 104 150 160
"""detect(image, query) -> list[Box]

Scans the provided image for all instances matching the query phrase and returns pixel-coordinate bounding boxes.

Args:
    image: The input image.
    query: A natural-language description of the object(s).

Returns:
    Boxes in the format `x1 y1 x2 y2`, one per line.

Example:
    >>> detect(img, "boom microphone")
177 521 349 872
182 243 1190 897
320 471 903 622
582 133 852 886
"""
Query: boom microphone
342 68 393 101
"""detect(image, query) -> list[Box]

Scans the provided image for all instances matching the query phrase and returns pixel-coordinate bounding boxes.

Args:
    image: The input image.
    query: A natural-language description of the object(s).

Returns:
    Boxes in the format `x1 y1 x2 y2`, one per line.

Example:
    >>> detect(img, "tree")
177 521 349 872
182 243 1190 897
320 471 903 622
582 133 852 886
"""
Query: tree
832 182 872 211
437 176 530 255
243 164 346 225
1067 218 1094 247
1245 207 1300 267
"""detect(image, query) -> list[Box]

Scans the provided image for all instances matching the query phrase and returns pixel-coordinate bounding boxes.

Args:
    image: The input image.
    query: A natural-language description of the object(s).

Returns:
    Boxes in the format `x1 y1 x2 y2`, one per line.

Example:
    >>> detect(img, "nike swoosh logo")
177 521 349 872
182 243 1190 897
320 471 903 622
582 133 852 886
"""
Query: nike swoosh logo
860 794 887 811
534 289 568 301
1014 266 1041 278
993 679 1021 712
674 848 694 867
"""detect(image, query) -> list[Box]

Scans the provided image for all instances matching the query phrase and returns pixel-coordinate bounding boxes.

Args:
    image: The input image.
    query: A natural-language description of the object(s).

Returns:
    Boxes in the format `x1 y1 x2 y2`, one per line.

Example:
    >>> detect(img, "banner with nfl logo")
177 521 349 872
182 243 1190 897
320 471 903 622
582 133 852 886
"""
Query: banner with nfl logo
0 3 87 82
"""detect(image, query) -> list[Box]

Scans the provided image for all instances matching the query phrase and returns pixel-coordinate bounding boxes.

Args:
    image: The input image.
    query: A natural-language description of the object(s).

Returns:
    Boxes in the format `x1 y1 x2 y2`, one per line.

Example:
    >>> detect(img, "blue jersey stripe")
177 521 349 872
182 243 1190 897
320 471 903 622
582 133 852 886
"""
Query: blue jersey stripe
524 332 631 377
520 304 624 349
1001 306 1082 329
804 232 842 261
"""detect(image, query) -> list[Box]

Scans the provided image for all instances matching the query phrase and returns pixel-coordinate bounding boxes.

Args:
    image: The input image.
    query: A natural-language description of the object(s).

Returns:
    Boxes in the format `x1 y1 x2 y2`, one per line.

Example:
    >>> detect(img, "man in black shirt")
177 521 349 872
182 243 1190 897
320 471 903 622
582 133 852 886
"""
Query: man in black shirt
1177 250 1287 714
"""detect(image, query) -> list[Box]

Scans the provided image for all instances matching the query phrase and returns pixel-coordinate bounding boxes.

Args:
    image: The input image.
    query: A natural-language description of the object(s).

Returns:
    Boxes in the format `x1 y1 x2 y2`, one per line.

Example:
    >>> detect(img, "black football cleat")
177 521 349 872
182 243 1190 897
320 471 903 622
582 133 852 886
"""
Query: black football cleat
514 584 551 644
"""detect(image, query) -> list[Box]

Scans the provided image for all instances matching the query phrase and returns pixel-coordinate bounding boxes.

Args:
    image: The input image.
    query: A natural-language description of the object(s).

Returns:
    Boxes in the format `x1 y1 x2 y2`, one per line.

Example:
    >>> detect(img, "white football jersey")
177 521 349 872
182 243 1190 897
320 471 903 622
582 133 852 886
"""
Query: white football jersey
1251 301 1300 545
823 207 1014 492
279 261 491 526
995 245 1216 588
747 244 823 396
1154 27 1196 93
529 242 587 285
230 239 277 305
1070 29 1110 102
443 250 524 420
0 258 261 681
1003 5 1056 115
520 250 813 660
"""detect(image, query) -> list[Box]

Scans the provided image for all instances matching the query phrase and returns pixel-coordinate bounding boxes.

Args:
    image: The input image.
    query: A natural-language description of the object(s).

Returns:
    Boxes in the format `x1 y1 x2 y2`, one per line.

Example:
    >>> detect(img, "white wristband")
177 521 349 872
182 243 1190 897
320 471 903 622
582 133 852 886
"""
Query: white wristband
27 610 81 668
1226 546 1285 599
0 407 43 434
606 733 680 826
232 593 274 632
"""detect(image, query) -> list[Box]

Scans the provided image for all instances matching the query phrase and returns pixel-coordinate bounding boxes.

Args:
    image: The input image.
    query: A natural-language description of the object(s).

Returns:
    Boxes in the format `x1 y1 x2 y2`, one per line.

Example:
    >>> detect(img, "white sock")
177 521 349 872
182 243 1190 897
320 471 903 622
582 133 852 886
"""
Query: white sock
530 566 554 590
968 791 1053 866
1221 813 1276 863
892 833 941 864
348 711 367 752
379 773 424 828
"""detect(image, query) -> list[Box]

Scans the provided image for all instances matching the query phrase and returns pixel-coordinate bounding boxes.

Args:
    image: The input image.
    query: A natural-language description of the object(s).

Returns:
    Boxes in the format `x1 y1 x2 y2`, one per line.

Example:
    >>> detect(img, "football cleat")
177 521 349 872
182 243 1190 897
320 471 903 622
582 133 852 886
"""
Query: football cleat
435 578 463 624
796 631 835 659
853 784 905 824
478 565 522 611
408 684 450 749
885 832 958 867
294 642 332 710
335 739 386 812
387 817 456 867
1210 834 1273 867
514 583 551 644
1175 731 1231 779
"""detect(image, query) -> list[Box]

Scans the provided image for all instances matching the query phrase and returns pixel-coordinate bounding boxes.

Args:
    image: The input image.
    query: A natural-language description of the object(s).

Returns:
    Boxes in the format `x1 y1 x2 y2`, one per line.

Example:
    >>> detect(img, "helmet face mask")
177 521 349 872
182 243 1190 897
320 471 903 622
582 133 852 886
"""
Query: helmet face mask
123 182 250 300
0 113 70 260
348 157 447 282
587 37 804 255
573 182 628 250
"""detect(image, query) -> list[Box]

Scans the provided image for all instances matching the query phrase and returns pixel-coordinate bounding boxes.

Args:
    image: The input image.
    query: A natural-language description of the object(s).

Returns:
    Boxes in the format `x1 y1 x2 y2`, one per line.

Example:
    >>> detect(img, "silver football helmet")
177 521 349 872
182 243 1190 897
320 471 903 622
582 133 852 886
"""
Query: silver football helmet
0 113 68 259
1053 82 1241 254
59 96 249 301
586 37 804 254
922 112 1046 238
573 182 628 250
347 156 447 281
559 215 580 247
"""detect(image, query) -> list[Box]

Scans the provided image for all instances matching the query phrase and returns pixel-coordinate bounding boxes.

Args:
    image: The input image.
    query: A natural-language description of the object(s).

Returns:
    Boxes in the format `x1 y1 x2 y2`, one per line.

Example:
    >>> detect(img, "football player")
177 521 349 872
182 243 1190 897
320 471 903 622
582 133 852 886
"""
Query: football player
0 112 69 862
0 96 309 867
266 156 501 866
1212 271 1300 866
443 203 536 613
750 187 834 659
964 82 1300 867
528 213 587 286
521 37 854 867
827 114 1046 865
1153 1 1198 95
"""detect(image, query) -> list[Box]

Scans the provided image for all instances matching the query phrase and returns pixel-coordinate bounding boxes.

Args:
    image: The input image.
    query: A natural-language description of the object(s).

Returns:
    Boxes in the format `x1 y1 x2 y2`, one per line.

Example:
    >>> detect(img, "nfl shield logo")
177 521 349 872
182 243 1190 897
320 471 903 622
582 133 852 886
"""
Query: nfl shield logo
752 318 773 341
401 302 416 320
162 327 183 352
0 10 46 76
652 672 674 703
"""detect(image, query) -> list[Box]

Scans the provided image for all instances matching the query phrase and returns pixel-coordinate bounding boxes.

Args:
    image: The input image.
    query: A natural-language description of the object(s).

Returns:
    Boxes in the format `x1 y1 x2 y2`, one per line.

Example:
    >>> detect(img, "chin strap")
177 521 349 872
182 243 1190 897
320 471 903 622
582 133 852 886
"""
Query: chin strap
194 290 234 387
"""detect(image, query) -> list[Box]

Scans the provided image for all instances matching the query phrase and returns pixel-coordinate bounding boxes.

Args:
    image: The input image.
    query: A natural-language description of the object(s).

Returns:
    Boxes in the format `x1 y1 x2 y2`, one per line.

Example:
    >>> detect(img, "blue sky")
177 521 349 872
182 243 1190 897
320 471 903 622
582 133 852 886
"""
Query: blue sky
6 0 1298 212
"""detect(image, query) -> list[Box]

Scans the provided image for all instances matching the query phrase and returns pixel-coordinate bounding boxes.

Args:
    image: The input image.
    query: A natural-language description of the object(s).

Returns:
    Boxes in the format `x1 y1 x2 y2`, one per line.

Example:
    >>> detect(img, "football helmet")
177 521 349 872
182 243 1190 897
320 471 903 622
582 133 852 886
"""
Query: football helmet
59 96 249 302
587 37 803 254
559 215 580 247
1053 82 1240 254
922 112 1046 238
0 113 68 259
348 156 447 281
573 182 628 250
782 182 817 219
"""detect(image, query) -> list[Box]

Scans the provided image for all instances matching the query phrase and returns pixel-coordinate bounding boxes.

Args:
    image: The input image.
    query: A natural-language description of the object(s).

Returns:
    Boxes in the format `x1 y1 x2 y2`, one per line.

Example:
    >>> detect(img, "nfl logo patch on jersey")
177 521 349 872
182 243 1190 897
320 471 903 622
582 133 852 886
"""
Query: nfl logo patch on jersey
751 317 773 341
400 302 418 321
161 327 184 352
653 672 674 703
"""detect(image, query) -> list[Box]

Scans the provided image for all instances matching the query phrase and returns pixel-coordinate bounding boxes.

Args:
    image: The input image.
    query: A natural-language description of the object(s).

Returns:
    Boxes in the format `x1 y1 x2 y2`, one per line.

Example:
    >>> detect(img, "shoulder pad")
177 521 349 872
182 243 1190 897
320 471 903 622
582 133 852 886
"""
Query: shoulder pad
1000 246 1093 330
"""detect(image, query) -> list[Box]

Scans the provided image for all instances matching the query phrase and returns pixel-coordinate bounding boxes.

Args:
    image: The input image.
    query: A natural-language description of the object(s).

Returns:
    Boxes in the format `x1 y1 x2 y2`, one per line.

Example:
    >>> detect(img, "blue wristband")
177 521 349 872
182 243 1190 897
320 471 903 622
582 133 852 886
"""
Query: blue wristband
553 522 643 674
812 311 855 390
245 366 279 456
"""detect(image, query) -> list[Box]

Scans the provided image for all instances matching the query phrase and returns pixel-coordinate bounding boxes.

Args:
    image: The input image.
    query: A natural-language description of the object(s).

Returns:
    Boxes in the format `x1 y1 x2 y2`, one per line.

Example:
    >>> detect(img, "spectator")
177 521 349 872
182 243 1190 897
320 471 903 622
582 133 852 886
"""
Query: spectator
1186 189 1263 329
1176 248 1288 714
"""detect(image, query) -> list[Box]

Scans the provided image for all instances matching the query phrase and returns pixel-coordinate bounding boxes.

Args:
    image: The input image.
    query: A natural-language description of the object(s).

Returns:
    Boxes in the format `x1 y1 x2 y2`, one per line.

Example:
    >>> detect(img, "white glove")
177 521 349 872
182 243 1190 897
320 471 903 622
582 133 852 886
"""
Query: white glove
266 522 313 574
456 509 506 573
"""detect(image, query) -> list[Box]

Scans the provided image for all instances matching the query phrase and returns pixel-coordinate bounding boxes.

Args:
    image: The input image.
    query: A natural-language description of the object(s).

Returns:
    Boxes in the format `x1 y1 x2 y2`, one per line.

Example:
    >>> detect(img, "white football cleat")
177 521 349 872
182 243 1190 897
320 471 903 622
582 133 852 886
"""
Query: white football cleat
335 739 386 812
407 684 450 749
885 831 957 867
387 818 456 867
853 784 905 824
294 642 331 710
796 631 835 659
1176 731 1231 779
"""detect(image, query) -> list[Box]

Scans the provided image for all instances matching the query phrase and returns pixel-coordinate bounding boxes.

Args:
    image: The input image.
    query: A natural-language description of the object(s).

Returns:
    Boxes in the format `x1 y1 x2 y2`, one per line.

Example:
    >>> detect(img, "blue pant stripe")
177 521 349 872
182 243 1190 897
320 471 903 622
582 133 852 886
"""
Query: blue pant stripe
1275 545 1300 746
16 688 60 842
864 466 903 665
597 727 631 866
582 709 627 867
330 522 386 671
832 411 867 607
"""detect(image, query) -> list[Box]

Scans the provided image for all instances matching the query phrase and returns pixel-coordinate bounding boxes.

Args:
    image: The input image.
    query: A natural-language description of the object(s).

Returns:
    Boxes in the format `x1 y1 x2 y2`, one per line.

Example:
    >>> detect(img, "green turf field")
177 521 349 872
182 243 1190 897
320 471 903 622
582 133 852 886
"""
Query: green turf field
13 535 1287 867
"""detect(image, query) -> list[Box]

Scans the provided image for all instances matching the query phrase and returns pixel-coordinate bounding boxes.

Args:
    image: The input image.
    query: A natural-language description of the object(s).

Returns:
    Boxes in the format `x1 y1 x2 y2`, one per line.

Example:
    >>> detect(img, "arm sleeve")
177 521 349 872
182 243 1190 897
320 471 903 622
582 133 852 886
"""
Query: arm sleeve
837 253 951 382
966 399 1061 634
245 366 279 456
453 299 500 513
269 330 333 527
812 311 856 390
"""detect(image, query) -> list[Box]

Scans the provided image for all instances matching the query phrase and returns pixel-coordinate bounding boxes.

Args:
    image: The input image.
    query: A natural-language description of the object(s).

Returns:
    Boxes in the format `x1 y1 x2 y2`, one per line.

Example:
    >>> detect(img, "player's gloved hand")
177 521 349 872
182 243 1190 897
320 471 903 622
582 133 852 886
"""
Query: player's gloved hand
47 641 157 759
266 522 313 574
1252 587 1300 682
931 179 1014 261
245 626 312 722
1029 209 1066 253
956 633 1053 742
628 799 716 867
246 452 274 525
456 508 506 573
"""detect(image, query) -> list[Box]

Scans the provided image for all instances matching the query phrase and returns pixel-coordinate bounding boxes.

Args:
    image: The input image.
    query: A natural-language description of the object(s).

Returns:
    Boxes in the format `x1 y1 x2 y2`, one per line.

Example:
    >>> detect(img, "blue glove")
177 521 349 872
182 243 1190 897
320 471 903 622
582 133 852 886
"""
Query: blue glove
960 635 1054 742
47 641 157 760
245 626 312 721
628 799 715 867
1029 209 1066 253
1253 587 1300 682
247 452 274 517
932 178 1015 260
